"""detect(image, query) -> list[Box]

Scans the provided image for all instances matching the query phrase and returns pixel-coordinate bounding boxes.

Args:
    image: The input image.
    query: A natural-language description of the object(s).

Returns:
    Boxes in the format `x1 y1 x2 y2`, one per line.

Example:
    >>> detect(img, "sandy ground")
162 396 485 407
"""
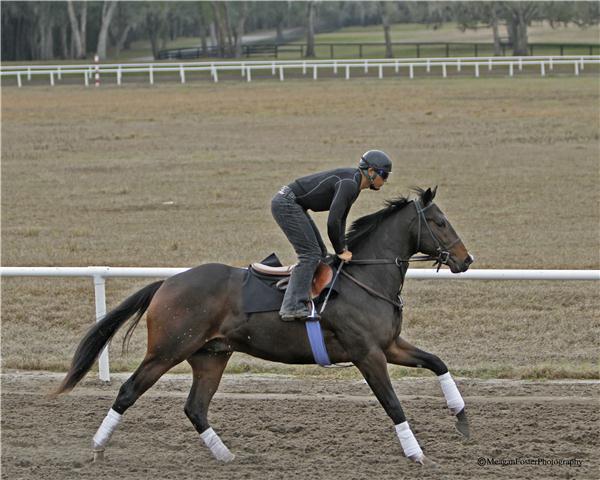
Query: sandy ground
2 371 598 480
2 79 599 378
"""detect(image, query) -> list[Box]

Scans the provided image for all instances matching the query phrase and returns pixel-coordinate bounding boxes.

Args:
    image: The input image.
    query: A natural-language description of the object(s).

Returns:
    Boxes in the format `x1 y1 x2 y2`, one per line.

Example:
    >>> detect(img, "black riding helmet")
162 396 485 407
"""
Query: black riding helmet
359 150 392 188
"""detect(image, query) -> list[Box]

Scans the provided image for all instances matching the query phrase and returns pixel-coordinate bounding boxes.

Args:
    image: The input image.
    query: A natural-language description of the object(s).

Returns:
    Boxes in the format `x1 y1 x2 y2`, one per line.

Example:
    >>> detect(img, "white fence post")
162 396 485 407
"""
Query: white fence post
27 67 31 81
475 63 480 78
457 58 461 72
488 58 492 71
313 65 317 80
17 73 22 88
509 62 514 77
518 57 523 71
179 64 185 84
442 63 447 78
84 72 89 87
364 60 368 73
302 61 306 75
279 66 284 81
378 64 383 79
540 62 545 76
50 72 54 86
333 60 338 75
247 67 252 82
345 64 350 80
212 65 218 83
409 64 414 79
426 58 431 72
93 274 110 382
395 60 399 73
117 66 122 86
574 61 579 76
272 62 276 76
149 65 154 85
57 66 62 80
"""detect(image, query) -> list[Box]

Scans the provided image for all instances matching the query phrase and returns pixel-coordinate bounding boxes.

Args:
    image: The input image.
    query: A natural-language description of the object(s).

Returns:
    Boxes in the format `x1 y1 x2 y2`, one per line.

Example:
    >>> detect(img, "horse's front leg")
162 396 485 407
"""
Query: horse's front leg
352 347 437 467
384 336 470 439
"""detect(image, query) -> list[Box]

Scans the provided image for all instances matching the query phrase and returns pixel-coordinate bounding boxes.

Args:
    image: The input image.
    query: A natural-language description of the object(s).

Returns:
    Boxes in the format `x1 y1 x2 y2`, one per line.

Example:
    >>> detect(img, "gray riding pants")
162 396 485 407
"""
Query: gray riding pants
271 186 328 316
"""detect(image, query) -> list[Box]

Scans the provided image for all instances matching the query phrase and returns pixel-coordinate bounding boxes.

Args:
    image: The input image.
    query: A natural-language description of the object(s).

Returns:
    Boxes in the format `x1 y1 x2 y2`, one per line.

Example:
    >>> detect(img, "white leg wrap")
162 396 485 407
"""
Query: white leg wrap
92 409 122 450
438 372 465 415
395 421 423 461
200 428 235 462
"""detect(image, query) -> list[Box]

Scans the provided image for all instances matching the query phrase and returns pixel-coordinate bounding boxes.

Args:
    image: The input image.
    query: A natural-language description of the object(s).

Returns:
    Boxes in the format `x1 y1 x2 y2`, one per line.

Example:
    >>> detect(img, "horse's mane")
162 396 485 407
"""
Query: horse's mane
346 188 430 249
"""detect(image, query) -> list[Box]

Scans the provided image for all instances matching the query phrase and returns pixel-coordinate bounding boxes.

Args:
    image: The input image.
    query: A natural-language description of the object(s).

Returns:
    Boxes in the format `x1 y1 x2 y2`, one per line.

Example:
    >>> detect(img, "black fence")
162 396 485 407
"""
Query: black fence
158 41 600 60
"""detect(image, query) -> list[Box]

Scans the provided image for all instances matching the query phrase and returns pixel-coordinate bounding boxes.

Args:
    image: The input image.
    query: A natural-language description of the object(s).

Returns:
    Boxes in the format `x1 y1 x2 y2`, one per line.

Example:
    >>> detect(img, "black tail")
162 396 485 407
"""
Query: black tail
54 280 164 395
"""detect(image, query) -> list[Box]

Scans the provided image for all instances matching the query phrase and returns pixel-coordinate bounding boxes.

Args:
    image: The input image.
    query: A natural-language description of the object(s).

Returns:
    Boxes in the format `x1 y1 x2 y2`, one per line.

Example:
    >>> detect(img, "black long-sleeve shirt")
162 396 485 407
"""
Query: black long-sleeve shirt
289 168 362 254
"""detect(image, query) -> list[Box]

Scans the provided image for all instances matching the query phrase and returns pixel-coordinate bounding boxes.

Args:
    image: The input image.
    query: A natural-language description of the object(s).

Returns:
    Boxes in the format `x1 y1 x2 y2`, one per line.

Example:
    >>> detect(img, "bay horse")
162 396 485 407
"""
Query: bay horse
55 187 474 467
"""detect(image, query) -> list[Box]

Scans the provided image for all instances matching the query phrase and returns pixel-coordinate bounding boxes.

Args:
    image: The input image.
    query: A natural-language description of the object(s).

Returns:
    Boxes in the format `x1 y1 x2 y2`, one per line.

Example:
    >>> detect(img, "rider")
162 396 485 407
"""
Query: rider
271 150 392 321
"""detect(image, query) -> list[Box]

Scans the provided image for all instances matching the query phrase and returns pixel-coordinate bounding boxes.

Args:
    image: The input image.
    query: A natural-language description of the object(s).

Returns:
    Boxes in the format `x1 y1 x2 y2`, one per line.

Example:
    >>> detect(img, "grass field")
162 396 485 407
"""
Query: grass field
1 77 599 379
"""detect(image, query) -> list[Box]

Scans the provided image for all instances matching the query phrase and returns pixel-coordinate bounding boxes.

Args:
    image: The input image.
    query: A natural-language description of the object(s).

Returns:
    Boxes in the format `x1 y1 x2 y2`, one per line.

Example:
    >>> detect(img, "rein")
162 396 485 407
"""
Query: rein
341 200 458 308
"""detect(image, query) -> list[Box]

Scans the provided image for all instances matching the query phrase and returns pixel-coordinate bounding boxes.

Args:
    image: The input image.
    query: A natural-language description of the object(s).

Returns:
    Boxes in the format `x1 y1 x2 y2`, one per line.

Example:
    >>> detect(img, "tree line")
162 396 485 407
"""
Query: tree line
2 1 598 62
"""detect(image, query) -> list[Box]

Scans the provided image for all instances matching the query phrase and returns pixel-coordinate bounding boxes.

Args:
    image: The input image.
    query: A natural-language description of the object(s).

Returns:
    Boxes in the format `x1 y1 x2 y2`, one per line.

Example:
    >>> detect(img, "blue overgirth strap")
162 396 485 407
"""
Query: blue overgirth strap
305 301 331 366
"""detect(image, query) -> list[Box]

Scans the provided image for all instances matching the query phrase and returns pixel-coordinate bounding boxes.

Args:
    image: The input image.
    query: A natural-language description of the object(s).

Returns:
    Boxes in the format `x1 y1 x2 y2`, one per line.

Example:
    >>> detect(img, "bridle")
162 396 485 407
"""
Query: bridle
338 199 461 308
413 199 461 272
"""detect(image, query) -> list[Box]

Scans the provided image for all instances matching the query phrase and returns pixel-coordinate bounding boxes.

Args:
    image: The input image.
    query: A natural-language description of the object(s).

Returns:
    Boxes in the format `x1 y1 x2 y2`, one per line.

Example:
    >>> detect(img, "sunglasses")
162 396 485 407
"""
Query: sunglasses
376 169 390 180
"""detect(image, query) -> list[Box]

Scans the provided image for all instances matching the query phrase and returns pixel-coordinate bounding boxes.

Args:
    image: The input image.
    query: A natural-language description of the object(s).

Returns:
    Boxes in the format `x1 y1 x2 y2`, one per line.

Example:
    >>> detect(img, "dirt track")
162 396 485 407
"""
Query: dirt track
2 371 598 479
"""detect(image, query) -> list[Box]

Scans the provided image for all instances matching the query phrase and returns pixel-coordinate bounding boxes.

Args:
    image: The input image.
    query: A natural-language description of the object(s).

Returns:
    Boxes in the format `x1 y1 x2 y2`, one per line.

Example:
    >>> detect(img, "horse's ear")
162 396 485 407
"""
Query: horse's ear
422 186 436 205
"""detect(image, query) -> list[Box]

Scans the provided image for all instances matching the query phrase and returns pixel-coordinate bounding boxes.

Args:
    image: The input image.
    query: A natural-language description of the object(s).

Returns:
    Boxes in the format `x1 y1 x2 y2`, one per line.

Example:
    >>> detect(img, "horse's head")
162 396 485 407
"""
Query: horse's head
412 187 474 274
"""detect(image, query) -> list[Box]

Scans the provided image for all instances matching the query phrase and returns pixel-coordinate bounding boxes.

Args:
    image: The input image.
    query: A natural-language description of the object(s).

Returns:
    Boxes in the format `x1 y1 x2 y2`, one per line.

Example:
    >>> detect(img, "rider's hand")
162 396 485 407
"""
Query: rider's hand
338 250 352 262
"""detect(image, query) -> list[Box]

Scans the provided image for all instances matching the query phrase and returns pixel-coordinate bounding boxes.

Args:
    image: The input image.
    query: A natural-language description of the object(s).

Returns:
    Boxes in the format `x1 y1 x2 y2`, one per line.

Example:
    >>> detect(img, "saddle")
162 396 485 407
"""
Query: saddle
250 261 333 299
242 253 338 314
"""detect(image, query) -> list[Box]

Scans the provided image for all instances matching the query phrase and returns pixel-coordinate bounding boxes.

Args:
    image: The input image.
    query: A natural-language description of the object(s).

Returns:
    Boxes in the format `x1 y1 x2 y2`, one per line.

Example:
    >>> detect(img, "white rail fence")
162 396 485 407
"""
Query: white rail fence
2 266 599 382
1 55 598 87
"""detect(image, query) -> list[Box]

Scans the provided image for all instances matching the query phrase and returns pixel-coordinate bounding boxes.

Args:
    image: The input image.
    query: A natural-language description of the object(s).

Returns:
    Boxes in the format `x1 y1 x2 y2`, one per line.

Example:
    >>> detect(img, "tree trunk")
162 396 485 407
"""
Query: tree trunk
209 21 217 48
305 1 316 58
211 3 226 56
233 2 248 58
67 0 84 58
60 23 69 59
115 24 131 58
508 12 529 55
501 2 536 56
379 2 393 58
491 15 501 56
81 3 87 55
222 3 234 56
96 1 118 59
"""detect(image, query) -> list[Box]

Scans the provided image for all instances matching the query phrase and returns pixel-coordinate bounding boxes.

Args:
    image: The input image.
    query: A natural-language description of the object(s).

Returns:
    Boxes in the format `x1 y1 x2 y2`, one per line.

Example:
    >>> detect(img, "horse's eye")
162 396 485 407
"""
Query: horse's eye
435 219 446 228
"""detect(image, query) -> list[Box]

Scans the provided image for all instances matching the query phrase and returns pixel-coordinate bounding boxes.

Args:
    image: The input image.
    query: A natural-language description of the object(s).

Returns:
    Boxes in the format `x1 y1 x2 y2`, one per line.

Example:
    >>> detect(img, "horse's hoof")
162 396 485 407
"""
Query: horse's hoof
455 408 471 440
92 450 105 463
414 454 440 469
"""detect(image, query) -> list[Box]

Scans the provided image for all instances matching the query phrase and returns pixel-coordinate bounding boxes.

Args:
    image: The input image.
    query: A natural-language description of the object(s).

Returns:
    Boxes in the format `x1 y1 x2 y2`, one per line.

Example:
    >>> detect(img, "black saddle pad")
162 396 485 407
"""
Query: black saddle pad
242 253 339 315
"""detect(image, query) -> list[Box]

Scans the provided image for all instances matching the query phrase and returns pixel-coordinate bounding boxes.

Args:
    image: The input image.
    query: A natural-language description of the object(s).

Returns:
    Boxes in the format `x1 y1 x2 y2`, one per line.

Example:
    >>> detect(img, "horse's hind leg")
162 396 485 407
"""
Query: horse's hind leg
91 355 178 461
384 336 470 439
185 350 234 462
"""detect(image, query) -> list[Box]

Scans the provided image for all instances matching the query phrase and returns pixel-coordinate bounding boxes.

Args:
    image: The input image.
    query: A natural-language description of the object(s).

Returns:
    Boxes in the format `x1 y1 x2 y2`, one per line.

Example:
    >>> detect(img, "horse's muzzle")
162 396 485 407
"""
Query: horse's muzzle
449 253 474 273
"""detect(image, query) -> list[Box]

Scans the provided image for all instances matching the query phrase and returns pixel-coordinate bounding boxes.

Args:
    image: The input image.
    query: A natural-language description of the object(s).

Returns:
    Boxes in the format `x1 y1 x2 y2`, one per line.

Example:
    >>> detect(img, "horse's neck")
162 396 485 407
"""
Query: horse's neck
349 211 416 296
